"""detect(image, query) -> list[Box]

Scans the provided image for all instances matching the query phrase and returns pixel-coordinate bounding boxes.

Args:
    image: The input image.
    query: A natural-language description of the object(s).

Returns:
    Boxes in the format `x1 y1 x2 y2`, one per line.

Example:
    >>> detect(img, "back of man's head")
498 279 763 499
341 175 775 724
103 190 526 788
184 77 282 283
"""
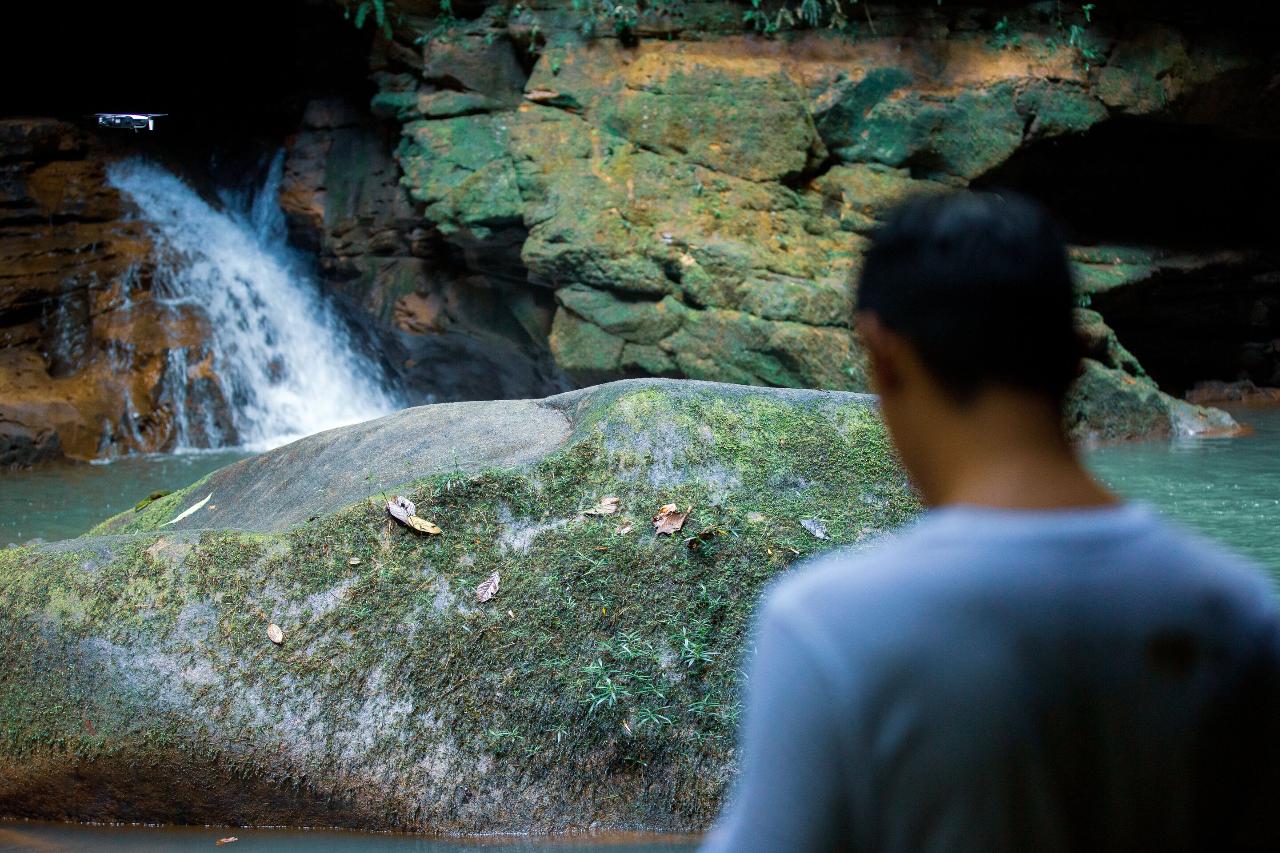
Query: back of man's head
856 191 1081 406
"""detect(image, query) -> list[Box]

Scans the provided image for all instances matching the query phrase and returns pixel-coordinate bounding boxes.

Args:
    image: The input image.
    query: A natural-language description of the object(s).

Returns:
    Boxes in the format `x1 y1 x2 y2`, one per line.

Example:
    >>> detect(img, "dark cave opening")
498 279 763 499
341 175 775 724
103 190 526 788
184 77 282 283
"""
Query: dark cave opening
972 118 1280 250
2 0 377 182
973 117 1280 397
1090 262 1280 397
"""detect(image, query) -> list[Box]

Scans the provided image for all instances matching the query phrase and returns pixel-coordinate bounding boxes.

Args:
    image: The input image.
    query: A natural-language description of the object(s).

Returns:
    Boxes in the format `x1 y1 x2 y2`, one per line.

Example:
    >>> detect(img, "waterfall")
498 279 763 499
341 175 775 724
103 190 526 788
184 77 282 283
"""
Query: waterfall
107 154 400 452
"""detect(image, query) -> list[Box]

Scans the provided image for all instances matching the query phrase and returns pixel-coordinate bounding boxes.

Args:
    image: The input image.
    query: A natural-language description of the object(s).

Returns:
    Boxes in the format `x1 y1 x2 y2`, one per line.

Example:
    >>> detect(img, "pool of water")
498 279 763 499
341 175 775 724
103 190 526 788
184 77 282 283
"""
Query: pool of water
2 406 1276 570
0 451 249 547
0 823 697 852
1086 404 1280 575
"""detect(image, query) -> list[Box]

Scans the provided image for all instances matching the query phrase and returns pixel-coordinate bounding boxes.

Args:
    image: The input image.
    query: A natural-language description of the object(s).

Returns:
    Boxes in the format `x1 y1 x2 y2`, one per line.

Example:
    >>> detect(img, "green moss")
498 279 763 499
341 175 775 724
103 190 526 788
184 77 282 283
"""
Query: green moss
0 384 915 831
87 473 214 536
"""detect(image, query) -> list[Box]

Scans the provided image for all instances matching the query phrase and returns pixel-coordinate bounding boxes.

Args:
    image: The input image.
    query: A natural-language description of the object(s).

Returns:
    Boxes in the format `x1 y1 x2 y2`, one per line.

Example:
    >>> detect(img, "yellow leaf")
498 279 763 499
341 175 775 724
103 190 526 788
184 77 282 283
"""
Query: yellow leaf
406 515 442 535
583 496 621 516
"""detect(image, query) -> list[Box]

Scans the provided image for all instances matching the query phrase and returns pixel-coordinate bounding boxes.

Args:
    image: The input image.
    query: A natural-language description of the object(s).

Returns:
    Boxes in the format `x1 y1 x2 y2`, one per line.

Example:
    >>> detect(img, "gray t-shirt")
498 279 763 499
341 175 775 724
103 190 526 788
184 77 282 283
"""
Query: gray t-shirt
702 504 1280 853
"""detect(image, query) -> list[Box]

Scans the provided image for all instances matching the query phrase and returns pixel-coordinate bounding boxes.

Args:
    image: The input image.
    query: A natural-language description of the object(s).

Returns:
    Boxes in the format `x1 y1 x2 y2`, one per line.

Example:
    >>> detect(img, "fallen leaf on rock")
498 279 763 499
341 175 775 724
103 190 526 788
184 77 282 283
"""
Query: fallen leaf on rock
387 496 442 535
583 496 621 516
216 838 239 846
387 495 416 523
653 503 690 536
267 624 284 645
163 492 212 526
476 570 500 603
406 515 443 535
800 519 829 540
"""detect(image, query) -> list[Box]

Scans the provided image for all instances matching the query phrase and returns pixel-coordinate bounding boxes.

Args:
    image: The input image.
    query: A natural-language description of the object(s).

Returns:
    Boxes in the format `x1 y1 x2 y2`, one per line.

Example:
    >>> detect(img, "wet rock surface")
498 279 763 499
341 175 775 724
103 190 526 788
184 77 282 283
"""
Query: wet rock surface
0 379 916 832
0 119 224 465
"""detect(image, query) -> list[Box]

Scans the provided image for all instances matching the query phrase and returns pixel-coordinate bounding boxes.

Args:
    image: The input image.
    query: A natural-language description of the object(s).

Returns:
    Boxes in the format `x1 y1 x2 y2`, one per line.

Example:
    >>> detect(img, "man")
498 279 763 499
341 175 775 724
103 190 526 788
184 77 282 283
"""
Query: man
701 192 1280 853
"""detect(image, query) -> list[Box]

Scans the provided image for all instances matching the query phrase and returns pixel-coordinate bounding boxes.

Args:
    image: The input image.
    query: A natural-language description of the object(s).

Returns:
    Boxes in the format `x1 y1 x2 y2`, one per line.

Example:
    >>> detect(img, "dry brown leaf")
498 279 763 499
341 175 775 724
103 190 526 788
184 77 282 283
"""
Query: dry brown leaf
583 496 621 516
216 838 239 846
406 515 443 535
267 623 284 645
653 503 690 536
476 570 500 603
387 495 442 535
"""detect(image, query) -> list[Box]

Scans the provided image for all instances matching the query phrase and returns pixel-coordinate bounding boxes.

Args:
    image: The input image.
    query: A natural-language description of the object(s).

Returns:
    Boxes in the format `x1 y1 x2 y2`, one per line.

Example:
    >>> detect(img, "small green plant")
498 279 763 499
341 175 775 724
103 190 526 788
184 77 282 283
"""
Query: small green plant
991 16 1020 50
343 0 398 38
1067 22 1104 70
675 623 717 670
572 0 639 39
413 0 463 44
485 728 525 753
633 706 674 732
584 658 631 712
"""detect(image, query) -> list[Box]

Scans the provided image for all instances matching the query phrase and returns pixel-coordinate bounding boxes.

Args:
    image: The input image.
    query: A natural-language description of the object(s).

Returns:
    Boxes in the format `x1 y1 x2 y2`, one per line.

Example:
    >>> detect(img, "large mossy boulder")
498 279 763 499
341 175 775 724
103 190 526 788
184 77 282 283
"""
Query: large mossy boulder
0 379 916 833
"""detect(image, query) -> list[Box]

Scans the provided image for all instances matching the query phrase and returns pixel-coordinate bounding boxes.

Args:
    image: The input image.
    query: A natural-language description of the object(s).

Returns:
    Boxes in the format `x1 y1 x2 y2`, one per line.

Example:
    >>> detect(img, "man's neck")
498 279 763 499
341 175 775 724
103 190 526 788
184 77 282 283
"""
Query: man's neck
916 391 1118 511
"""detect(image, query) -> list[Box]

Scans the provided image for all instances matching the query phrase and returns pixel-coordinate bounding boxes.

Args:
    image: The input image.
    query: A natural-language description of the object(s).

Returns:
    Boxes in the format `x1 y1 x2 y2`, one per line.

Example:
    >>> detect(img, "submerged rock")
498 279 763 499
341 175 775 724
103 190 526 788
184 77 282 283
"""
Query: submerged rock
0 378 917 833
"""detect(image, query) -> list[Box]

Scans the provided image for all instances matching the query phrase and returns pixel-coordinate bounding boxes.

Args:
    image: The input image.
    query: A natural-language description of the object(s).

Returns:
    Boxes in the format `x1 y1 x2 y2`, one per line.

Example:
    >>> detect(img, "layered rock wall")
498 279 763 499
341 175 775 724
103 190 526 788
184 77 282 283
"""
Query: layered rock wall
376 1 1278 440
2 3 1277 464
0 120 226 465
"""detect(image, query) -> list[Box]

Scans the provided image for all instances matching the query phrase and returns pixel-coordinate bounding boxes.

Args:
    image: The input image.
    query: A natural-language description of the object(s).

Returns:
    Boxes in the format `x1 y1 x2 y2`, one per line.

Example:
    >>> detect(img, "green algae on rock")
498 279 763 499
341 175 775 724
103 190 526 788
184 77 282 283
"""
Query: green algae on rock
0 379 917 833
382 8 1274 442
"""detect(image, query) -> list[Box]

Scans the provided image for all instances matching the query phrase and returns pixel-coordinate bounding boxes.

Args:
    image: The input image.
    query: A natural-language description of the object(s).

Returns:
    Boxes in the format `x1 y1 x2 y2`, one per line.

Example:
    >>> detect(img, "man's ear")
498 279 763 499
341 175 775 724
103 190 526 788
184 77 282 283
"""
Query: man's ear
855 312 904 397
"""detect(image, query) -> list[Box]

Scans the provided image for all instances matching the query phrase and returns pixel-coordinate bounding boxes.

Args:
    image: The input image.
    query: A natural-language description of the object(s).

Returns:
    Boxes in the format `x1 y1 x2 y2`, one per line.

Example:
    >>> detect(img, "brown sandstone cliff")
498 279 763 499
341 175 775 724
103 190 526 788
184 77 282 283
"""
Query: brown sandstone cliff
0 119 226 465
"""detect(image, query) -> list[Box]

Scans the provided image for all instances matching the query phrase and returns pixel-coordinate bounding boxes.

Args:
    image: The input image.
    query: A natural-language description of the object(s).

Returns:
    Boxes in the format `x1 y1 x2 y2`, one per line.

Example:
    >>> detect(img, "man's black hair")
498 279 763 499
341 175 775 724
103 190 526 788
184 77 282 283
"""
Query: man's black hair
856 191 1082 405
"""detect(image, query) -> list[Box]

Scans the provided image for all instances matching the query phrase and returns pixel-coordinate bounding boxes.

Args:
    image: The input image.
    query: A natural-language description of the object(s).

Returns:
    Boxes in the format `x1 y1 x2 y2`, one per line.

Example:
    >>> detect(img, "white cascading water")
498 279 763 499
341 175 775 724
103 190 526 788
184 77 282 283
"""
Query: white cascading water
107 154 400 452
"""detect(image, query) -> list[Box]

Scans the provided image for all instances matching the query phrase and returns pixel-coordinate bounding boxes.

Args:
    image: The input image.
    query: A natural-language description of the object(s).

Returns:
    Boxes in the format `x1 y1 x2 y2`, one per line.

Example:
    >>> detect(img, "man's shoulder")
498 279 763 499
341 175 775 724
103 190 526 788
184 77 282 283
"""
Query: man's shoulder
1134 514 1278 619
765 506 1278 636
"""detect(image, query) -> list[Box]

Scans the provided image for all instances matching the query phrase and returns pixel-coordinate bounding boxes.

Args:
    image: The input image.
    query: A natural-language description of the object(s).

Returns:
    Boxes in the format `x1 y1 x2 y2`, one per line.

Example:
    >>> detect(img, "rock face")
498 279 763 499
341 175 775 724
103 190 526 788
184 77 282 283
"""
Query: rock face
379 1 1279 439
4 3 1277 460
279 96 571 404
0 378 916 832
0 119 228 465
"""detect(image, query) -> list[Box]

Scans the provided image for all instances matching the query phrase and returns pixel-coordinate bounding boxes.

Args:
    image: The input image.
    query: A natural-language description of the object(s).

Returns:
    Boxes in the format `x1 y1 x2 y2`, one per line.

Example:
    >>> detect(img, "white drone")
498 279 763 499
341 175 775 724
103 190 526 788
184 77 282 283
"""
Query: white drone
95 113 166 131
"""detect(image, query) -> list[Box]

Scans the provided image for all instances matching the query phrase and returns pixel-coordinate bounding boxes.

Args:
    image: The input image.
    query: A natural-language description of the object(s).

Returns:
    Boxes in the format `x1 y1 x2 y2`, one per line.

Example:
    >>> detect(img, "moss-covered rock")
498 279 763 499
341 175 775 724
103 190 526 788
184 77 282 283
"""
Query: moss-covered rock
1066 359 1239 443
0 379 916 833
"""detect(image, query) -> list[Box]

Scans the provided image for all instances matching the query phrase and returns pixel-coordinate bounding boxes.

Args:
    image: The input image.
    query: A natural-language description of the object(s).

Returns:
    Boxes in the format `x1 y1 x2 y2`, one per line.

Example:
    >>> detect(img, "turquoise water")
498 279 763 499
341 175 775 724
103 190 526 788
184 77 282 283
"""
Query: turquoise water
0 823 696 852
1086 405 1280 575
0 451 249 546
